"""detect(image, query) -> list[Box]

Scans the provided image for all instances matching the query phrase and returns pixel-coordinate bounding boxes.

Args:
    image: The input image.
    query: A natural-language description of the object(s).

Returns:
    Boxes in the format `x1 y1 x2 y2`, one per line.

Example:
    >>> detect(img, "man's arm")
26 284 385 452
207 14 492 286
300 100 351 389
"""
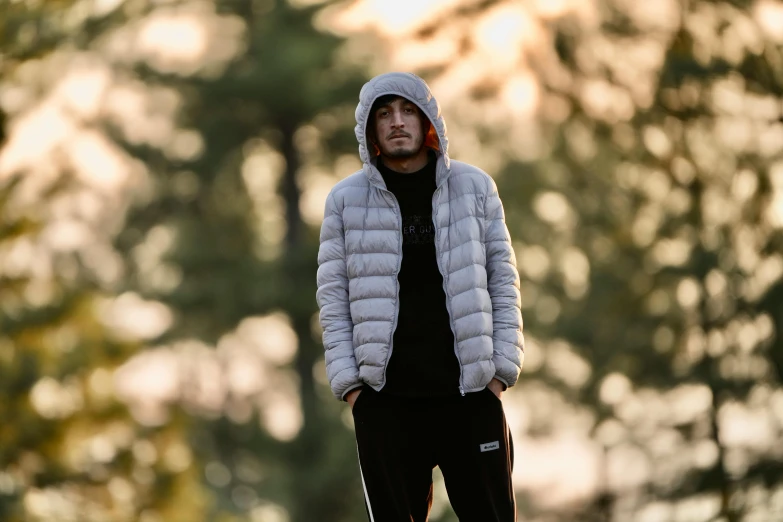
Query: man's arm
483 176 524 389
316 191 362 400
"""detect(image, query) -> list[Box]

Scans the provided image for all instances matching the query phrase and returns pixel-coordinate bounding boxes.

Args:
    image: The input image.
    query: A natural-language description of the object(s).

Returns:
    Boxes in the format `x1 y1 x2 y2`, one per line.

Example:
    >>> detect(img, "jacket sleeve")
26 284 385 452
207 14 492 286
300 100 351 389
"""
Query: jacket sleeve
316 191 362 400
483 176 524 388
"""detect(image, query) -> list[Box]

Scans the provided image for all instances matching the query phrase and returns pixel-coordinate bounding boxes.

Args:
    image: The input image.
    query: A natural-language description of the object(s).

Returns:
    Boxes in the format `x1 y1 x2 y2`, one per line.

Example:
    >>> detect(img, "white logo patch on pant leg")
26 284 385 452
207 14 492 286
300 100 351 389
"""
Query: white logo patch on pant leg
480 441 500 452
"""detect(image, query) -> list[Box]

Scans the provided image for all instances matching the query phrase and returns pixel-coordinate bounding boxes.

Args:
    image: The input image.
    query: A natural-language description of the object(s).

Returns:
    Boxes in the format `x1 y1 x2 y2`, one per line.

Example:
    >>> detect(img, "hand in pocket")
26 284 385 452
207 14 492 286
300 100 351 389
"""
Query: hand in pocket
346 388 363 409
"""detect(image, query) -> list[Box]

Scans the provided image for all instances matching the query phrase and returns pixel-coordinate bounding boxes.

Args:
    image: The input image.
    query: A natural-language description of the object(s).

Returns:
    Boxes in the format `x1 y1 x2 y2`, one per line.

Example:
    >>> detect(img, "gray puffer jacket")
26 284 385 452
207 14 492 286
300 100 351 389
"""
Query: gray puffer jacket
316 72 524 400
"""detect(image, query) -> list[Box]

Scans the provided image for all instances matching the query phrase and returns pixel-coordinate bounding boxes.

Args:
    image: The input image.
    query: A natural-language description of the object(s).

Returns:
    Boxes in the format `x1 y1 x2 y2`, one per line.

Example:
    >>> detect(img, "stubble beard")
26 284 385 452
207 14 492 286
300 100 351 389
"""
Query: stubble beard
381 137 424 160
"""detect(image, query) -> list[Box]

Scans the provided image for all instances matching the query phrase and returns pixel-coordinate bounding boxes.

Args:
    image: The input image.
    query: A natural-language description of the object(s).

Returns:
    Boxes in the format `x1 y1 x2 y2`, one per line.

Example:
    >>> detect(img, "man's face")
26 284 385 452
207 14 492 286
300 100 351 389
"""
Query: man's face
372 97 427 159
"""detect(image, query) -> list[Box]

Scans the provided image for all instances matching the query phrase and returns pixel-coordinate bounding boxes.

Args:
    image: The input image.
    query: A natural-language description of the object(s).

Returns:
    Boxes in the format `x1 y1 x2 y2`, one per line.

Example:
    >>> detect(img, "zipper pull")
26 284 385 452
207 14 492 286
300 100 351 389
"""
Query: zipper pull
459 386 465 396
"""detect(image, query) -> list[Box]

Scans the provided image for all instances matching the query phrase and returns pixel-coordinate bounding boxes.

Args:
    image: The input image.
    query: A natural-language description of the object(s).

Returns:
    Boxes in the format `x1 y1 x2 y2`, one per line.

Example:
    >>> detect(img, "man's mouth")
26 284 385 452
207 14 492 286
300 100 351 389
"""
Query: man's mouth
389 134 409 140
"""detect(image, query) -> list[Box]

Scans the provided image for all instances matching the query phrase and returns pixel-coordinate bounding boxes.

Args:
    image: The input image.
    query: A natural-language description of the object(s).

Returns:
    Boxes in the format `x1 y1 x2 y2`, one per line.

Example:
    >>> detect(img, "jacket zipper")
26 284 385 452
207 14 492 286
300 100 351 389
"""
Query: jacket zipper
432 179 464 396
376 180 403 390
371 160 463 396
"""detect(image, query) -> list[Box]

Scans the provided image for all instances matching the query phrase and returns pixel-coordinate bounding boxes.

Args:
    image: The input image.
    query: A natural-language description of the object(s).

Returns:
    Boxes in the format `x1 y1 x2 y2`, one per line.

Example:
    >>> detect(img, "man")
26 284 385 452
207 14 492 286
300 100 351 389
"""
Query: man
316 72 524 521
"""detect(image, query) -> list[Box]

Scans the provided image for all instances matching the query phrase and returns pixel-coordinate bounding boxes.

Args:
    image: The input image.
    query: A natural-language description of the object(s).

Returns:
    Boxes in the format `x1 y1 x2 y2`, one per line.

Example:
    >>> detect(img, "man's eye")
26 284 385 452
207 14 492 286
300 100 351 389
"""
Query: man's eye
404 107 414 113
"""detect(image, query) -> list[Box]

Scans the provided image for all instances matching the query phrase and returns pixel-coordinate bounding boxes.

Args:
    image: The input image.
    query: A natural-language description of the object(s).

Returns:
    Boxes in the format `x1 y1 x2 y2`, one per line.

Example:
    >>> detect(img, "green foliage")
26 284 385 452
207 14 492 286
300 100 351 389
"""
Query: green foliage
491 3 783 520
2 0 781 521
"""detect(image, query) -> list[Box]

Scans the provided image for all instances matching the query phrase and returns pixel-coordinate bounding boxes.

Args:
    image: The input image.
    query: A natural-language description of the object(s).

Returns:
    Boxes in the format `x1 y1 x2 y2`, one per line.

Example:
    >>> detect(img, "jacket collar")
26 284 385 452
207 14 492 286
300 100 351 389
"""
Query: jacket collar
363 154 450 192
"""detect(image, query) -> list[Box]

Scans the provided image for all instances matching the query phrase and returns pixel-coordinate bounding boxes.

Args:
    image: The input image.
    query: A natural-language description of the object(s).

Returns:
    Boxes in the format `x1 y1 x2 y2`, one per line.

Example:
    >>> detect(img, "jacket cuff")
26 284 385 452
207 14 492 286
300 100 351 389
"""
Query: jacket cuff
340 383 364 401
493 375 510 391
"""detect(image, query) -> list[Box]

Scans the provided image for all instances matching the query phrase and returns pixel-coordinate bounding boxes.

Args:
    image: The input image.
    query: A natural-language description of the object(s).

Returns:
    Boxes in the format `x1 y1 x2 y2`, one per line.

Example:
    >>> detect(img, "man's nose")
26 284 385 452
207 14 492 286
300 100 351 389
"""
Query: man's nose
391 110 405 127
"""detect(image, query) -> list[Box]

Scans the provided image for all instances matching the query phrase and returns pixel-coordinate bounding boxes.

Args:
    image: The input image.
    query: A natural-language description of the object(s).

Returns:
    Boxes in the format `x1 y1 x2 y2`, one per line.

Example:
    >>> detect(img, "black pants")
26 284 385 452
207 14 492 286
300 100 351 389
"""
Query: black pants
352 386 516 522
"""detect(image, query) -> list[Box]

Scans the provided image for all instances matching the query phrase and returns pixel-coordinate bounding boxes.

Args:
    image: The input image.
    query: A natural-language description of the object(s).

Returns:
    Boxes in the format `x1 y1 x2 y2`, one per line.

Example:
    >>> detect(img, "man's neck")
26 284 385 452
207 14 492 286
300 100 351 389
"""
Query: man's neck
379 148 431 174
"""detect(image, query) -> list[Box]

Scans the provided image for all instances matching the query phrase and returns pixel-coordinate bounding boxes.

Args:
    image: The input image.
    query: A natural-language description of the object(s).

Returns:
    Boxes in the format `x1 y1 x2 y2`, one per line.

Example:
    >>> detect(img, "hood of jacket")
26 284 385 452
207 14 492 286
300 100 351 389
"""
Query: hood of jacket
354 72 451 185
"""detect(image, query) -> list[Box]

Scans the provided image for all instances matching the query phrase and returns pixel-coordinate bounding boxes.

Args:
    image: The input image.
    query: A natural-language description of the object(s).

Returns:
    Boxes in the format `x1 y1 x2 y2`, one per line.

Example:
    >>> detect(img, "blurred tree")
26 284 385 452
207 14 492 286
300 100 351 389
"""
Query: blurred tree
0 2 210 521
319 0 783 519
527 7 782 521
404 0 783 520
3 0 371 519
110 0 367 520
0 124 208 520
8 0 781 520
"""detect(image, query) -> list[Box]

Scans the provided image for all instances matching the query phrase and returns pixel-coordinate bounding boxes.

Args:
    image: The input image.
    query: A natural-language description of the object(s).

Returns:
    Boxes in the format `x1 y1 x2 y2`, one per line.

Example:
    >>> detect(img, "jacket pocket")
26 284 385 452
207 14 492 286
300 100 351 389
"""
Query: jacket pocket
484 386 502 404
351 386 370 415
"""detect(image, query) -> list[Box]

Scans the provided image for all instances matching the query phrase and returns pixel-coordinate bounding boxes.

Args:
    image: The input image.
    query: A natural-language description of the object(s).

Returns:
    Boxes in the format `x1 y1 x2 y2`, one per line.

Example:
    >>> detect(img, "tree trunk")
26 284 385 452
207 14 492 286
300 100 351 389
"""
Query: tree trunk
279 122 351 522
690 179 740 522
279 121 320 429
0 108 7 146
281 124 302 251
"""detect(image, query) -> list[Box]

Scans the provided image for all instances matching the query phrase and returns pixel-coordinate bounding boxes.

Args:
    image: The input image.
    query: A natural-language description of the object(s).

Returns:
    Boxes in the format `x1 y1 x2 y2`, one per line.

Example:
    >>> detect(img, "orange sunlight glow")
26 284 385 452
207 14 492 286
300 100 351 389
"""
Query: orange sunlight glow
100 4 246 76
138 13 209 66
330 0 463 36
114 314 302 440
473 3 537 69
52 63 111 121
531 0 573 19
502 73 540 116
770 163 783 227
0 59 149 195
755 0 783 43
0 102 72 181
322 0 596 164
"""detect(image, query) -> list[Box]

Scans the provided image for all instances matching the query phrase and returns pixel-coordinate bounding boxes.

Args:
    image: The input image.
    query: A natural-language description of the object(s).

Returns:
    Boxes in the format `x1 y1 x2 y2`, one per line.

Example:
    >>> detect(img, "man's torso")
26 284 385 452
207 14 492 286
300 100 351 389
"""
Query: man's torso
377 154 460 397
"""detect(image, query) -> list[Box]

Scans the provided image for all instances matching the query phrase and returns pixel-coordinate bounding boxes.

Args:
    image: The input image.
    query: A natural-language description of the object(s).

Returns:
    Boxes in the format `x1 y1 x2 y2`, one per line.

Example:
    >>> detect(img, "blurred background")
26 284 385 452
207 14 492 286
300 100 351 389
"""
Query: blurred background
1 0 782 521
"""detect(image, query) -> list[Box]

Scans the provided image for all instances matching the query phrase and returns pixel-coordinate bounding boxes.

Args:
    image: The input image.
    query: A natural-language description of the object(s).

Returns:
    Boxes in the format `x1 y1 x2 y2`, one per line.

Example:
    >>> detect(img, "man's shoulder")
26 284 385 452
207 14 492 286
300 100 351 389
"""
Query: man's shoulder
448 160 495 193
328 169 370 201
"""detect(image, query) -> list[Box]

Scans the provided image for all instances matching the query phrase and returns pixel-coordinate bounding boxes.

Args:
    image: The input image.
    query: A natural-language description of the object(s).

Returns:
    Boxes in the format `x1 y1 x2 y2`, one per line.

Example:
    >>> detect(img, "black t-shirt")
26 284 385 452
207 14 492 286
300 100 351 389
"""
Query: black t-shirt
377 153 461 397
